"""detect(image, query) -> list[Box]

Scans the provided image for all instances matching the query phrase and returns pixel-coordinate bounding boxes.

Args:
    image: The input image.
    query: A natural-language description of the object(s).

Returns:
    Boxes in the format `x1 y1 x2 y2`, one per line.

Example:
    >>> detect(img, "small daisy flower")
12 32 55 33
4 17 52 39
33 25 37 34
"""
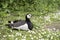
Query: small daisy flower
3 35 7 37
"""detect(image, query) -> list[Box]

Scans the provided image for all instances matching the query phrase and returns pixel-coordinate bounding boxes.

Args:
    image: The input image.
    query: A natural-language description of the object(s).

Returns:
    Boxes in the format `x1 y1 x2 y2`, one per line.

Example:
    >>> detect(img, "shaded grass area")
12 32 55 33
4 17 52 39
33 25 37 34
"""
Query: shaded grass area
0 12 60 40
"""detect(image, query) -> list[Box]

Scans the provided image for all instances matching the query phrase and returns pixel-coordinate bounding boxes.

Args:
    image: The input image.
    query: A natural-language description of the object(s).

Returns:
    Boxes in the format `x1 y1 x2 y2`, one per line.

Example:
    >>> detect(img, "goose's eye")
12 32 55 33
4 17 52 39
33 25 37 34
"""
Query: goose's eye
29 14 31 17
29 15 31 17
27 14 31 18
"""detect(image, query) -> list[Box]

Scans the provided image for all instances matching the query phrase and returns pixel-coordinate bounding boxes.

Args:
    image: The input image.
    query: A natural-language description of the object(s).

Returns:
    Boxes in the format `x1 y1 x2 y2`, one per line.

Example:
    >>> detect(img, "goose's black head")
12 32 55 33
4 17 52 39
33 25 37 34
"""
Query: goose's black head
25 14 32 21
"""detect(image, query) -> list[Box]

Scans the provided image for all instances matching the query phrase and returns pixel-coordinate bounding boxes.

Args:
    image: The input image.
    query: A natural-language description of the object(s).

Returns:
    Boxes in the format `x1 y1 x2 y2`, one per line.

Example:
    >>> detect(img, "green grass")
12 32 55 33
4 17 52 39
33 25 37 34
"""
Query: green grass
0 12 60 40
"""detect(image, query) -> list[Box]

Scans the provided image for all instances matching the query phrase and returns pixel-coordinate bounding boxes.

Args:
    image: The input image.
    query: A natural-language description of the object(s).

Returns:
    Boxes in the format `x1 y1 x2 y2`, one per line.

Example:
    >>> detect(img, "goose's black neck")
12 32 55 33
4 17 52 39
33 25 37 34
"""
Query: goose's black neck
26 18 30 22
25 16 33 30
25 16 30 22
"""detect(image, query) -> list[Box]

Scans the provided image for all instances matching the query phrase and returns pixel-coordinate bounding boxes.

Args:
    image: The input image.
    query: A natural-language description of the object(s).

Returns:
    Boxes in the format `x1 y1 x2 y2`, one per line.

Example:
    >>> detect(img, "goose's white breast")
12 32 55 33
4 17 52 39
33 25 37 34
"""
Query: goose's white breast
13 23 29 30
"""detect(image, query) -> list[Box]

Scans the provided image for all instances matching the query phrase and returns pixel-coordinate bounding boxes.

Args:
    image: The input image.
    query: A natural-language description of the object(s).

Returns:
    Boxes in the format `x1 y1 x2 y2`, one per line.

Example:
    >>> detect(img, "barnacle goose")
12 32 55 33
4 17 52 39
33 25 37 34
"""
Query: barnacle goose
7 14 33 30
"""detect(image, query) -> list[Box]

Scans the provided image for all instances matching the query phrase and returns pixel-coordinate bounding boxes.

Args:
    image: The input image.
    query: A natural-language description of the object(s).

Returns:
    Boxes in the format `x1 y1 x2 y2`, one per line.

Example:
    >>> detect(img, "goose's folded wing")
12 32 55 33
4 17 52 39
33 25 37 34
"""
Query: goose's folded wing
13 20 22 23
8 20 22 23
13 20 26 27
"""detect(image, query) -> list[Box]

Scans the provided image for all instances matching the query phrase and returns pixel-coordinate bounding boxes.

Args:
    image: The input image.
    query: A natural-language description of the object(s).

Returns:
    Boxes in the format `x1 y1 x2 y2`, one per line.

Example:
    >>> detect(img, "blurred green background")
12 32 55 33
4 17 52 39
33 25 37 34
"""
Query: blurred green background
0 0 60 40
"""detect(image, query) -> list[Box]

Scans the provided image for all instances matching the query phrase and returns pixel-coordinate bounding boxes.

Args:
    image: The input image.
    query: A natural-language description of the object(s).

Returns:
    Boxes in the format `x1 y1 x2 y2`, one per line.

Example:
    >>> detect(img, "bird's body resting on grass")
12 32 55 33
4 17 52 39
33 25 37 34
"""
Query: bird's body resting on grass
7 14 33 30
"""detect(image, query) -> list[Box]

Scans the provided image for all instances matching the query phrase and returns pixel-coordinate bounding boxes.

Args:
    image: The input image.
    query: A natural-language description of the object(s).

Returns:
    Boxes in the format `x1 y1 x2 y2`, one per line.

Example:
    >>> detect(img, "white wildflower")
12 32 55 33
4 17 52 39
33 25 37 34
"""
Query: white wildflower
0 33 1 34
47 35 50 38
29 34 32 37
42 29 45 31
1 27 4 29
53 28 56 31
16 32 22 36
15 38 18 40
51 36 53 39
58 12 60 15
34 36 38 39
34 36 37 38
54 33 57 36
39 36 43 38
28 30 31 33
21 38 26 40
47 28 51 32
24 36 26 39
35 30 38 33
36 27 39 29
31 37 34 40
42 32 45 35
44 16 51 22
36 37 38 39
8 34 14 37
39 16 42 18
38 33 43 38
56 12 60 15
44 31 46 34
3 35 7 37
39 38 44 40
31 31 36 34
38 33 41 36
10 30 12 32
22 35 26 39
20 33 22 36
39 36 41 38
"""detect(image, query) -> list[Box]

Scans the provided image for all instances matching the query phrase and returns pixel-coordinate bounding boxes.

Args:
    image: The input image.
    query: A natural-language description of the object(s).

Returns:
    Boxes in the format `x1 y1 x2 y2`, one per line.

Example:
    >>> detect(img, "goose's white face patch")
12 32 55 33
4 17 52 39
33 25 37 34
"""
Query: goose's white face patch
11 21 14 24
27 14 31 18
13 23 29 30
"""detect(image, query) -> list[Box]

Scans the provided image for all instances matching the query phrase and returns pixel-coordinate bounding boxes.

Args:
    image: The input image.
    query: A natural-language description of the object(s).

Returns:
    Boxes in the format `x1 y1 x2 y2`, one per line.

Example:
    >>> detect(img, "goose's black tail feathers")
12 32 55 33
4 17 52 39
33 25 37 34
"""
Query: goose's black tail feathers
5 24 13 28
5 21 14 28
8 20 20 24
8 21 11 23
5 20 21 28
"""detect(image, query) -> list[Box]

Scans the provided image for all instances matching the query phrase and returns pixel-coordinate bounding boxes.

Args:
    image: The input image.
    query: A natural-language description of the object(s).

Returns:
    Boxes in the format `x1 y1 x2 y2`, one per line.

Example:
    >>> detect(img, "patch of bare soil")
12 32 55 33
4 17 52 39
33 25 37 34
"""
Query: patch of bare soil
45 21 60 31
